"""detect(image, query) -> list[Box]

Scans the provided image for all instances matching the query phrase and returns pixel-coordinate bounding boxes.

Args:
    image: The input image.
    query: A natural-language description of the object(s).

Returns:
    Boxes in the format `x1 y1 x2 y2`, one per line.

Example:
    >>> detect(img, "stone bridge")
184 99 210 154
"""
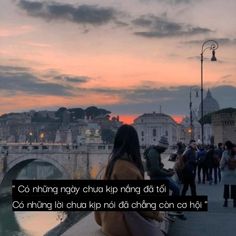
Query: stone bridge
0 143 112 195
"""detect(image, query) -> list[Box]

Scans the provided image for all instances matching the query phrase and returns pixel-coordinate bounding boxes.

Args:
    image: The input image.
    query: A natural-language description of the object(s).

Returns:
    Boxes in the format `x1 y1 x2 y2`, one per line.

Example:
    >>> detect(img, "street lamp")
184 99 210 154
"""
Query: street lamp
189 86 199 139
200 40 219 145
40 132 45 144
29 132 33 145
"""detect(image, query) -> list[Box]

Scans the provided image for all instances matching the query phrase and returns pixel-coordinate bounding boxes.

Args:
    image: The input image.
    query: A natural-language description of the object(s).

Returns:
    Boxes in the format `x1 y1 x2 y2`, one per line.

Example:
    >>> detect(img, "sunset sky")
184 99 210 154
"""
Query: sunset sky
1 0 236 123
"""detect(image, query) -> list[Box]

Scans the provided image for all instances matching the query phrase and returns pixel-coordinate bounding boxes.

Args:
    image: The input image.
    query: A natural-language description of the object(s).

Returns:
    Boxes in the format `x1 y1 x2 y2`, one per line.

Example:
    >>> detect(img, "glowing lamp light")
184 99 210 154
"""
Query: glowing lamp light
40 133 45 139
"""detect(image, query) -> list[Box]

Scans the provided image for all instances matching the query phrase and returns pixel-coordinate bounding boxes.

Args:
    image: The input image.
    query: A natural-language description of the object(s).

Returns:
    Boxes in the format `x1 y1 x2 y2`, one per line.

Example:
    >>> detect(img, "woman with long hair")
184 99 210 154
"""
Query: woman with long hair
94 124 163 236
105 124 144 180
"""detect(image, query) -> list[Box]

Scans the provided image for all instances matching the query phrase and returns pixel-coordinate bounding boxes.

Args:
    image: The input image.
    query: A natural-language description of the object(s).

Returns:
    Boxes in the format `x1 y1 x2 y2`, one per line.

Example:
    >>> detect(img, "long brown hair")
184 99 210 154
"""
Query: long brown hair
106 125 144 179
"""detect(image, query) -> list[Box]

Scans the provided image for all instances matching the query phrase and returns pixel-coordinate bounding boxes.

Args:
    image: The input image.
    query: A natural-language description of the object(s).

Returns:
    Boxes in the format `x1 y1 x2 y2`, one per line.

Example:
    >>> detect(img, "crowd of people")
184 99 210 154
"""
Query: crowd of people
95 124 236 236
173 139 236 208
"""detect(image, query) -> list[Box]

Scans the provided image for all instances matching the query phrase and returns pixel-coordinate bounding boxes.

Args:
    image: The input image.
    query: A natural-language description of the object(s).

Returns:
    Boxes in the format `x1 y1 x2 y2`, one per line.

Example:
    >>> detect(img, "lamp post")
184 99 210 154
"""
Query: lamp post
200 40 218 145
40 132 45 144
29 132 33 145
189 86 199 139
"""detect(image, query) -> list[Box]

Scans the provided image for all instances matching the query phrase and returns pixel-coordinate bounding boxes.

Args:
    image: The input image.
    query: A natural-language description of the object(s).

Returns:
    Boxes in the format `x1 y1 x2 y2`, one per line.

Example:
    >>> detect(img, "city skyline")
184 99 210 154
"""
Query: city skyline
1 0 236 124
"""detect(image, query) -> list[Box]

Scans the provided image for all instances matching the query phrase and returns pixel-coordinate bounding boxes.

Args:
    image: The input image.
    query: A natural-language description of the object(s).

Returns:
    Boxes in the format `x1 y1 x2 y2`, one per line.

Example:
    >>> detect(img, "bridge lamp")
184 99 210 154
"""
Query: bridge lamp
40 133 45 139
40 132 45 144
29 132 33 144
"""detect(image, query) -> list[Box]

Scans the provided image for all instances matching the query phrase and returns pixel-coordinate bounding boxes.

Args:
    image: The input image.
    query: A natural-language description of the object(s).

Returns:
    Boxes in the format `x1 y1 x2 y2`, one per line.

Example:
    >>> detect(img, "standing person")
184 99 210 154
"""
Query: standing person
181 140 197 196
174 142 186 184
197 145 207 184
215 143 223 183
94 125 164 236
220 141 236 207
212 145 221 184
176 142 186 157
230 145 236 207
205 145 215 185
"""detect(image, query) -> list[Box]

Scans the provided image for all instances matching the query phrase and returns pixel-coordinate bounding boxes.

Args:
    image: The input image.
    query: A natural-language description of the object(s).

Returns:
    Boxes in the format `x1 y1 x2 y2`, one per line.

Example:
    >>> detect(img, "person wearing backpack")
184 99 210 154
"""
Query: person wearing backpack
181 140 198 196
205 145 215 185
212 146 221 184
197 145 207 184
220 141 236 207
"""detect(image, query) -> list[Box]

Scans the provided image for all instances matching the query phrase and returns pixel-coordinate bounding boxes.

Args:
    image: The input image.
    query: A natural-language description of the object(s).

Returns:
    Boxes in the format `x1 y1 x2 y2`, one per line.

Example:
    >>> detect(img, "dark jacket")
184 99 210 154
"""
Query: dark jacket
197 148 207 166
144 146 170 178
216 148 223 159
182 146 197 174
205 148 215 168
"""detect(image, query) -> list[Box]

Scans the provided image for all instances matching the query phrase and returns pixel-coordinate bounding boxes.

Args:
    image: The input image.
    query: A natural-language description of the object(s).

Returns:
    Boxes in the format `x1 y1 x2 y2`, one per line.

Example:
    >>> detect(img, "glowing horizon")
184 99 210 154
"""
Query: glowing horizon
119 114 184 125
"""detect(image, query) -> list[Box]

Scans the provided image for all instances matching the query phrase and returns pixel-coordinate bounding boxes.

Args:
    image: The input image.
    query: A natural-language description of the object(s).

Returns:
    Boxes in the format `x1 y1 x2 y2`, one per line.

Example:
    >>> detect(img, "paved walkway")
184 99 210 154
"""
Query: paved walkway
61 183 236 236
61 155 236 236
61 213 102 236
169 183 236 236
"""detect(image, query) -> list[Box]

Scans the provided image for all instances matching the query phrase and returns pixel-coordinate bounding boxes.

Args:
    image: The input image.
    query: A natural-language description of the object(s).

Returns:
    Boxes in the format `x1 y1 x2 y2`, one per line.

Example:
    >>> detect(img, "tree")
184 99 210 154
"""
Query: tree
101 128 115 144
69 108 85 120
55 107 67 122
85 106 111 119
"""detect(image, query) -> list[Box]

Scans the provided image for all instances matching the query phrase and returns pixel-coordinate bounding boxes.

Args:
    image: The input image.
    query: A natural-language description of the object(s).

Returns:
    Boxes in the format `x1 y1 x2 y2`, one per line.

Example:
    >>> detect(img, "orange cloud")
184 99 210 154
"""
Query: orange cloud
171 115 184 124
118 114 184 125
117 114 140 124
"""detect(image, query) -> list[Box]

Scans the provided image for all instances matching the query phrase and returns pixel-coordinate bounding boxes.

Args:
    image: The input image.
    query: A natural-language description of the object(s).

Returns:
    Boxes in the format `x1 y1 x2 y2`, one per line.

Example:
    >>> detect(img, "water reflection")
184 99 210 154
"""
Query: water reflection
0 197 65 236
0 197 25 236
0 161 65 236
15 211 65 236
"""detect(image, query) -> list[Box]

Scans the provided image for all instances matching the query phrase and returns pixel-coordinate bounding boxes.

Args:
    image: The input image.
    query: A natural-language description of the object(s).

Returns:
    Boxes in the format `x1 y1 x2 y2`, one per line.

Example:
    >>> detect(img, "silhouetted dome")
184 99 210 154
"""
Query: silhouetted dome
198 89 220 118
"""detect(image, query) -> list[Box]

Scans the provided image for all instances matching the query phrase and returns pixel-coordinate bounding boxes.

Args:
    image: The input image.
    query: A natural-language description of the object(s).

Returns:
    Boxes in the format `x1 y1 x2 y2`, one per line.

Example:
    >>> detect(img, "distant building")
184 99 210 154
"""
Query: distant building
198 89 220 118
181 116 201 143
212 108 236 144
84 122 102 144
203 124 213 145
182 113 212 145
180 89 218 145
0 107 115 144
133 112 181 147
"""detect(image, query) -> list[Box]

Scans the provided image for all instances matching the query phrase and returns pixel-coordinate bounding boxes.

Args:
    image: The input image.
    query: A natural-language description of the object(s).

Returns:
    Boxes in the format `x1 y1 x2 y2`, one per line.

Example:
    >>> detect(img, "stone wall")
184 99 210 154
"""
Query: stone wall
212 112 236 144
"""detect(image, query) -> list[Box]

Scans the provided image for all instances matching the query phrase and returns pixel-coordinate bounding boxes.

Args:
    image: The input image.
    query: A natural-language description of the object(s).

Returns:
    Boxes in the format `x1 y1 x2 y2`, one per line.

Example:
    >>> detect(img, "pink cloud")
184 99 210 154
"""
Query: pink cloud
0 25 34 37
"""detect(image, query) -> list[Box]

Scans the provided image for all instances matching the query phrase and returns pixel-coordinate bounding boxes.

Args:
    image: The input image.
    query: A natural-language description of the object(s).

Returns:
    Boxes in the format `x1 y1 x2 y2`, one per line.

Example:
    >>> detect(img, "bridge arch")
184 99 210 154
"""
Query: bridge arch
0 155 71 189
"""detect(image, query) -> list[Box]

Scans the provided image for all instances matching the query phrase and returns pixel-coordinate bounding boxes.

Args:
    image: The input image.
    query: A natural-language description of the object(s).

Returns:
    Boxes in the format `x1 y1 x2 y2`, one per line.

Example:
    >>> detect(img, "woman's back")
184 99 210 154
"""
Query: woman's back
95 156 143 236
94 125 163 236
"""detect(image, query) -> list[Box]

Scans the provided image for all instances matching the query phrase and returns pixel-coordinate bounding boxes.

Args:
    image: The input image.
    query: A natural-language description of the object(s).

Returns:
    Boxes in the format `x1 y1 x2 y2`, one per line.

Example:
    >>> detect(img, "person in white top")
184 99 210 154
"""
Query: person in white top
220 141 236 207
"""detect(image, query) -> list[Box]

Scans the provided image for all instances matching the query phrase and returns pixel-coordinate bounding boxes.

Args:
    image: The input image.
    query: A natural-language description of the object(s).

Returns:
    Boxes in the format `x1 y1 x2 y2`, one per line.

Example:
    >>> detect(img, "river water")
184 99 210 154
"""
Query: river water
0 196 65 236
0 161 66 236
